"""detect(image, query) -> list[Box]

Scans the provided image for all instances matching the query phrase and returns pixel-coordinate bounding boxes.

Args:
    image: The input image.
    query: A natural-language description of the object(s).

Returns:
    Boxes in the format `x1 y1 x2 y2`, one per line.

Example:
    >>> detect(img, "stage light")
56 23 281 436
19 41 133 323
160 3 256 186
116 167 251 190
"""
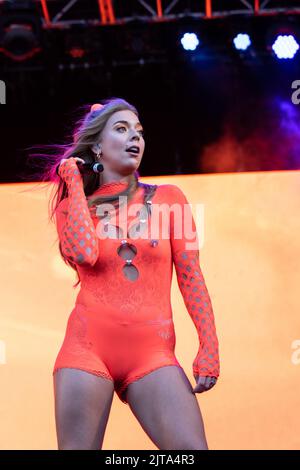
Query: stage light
0 23 41 61
272 34 299 59
180 32 199 51
67 46 86 59
233 33 251 51
0 1 42 62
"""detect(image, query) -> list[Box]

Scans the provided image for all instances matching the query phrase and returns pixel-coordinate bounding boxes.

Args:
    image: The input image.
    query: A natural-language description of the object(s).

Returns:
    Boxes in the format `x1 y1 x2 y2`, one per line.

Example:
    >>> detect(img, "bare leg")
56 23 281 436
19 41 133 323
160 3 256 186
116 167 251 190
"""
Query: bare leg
53 368 115 449
125 365 208 450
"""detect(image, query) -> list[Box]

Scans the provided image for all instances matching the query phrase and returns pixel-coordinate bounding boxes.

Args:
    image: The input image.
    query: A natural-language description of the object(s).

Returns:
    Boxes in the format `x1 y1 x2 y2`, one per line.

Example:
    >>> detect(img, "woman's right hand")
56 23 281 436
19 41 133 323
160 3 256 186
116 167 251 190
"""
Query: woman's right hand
57 157 85 181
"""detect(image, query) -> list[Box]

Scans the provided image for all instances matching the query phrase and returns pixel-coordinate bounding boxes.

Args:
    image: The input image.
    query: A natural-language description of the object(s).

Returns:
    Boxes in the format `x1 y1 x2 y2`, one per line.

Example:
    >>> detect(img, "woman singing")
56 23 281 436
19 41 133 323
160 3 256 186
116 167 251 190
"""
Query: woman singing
51 97 220 450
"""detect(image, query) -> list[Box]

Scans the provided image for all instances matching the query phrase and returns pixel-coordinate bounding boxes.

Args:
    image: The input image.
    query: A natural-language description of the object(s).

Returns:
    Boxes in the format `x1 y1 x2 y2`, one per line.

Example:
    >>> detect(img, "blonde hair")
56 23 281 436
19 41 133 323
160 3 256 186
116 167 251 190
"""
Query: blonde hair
49 97 142 287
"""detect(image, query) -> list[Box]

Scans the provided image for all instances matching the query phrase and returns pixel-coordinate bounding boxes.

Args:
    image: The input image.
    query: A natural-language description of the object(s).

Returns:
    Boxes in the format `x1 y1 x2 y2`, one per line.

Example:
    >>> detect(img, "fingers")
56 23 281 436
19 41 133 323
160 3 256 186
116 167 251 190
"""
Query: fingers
74 157 85 164
57 156 84 180
205 376 217 389
59 157 85 167
192 375 218 394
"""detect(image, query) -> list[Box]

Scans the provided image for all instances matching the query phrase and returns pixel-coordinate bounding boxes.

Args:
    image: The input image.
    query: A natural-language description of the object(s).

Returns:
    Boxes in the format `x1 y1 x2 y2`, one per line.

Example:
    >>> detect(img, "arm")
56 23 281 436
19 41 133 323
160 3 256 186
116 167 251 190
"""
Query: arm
168 184 220 380
55 157 99 267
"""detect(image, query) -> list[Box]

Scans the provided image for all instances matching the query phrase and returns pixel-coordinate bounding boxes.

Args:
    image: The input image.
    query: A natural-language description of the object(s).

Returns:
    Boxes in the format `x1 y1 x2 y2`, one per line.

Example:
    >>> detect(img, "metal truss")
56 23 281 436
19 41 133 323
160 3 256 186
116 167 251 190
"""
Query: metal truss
2 1 300 29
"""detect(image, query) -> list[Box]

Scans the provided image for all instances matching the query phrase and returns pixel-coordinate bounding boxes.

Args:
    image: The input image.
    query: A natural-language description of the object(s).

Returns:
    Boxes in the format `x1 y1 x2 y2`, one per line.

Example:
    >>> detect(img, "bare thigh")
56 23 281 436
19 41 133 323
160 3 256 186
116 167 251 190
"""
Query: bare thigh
53 368 115 450
125 365 208 450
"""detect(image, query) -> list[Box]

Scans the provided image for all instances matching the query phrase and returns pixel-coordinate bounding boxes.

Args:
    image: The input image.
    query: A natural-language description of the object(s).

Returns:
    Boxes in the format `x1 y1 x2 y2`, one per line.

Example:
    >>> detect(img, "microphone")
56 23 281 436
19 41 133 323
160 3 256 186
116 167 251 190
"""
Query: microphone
56 160 104 176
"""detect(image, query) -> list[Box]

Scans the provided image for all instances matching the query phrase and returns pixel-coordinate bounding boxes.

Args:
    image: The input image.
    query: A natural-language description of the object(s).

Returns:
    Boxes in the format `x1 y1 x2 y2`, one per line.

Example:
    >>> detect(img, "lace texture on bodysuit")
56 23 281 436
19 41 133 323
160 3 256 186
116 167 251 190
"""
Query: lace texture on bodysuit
54 174 220 380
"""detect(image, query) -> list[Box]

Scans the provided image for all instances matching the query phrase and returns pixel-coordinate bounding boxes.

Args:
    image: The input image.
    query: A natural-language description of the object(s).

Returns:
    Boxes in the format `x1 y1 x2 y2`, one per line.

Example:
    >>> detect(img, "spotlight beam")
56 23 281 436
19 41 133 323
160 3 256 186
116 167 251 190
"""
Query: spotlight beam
39 0 51 26
52 0 79 23
205 0 212 19
97 0 115 24
254 0 260 14
156 0 163 18
240 0 252 10
137 0 156 16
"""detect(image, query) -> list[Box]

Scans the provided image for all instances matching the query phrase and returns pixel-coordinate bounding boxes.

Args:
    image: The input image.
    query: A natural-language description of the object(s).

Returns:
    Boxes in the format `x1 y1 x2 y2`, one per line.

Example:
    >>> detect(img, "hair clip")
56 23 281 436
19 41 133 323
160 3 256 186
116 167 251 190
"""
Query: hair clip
90 103 104 112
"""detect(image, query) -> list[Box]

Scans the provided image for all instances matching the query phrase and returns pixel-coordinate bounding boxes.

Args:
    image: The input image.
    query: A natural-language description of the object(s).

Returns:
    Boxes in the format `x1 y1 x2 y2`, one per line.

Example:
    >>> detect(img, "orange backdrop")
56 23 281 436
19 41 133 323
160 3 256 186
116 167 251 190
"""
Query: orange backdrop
0 170 299 450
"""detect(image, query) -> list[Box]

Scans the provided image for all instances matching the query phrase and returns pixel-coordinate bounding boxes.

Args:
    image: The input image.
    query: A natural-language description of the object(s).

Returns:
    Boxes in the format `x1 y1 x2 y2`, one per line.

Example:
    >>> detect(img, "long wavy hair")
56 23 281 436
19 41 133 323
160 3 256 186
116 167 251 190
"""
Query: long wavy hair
24 97 142 288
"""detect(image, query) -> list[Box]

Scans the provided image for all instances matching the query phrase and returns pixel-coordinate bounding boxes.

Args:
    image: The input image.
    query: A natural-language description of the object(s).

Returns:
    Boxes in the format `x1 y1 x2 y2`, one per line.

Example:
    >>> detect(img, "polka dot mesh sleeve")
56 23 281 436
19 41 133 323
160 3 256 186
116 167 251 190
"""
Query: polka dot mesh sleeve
55 158 99 267
169 184 220 379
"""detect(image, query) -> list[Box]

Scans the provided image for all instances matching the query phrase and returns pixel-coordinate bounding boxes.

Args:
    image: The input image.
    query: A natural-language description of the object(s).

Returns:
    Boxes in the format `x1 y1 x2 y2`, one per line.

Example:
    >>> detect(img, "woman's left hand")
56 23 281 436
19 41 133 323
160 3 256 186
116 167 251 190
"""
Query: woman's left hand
192 375 218 394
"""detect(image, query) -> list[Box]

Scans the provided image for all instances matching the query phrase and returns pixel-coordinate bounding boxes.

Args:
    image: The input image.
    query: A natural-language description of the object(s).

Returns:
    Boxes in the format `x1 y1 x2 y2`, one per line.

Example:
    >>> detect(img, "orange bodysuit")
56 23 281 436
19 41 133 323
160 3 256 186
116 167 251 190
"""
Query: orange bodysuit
53 162 220 404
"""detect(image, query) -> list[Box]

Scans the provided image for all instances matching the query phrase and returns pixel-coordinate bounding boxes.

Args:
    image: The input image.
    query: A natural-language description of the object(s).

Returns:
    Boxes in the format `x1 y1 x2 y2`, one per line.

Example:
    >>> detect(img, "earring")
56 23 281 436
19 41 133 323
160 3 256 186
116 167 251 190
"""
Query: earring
96 148 102 159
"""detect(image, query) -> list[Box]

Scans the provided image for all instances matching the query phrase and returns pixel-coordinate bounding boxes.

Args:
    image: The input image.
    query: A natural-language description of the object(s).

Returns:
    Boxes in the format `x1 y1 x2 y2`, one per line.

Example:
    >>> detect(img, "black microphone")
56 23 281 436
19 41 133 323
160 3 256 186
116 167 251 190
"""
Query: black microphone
56 160 104 176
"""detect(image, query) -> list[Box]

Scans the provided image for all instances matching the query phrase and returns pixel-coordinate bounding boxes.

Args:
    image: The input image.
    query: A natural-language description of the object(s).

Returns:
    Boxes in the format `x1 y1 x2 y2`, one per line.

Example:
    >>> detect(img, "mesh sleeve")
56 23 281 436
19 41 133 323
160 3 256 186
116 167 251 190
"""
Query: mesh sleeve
168 184 220 378
55 161 99 267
